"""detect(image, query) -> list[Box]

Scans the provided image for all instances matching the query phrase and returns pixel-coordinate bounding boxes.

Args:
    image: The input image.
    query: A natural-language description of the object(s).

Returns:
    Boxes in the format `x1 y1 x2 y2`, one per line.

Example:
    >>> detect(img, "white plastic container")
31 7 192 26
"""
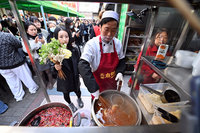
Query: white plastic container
175 50 197 68
192 51 200 76
138 83 190 114
151 107 182 125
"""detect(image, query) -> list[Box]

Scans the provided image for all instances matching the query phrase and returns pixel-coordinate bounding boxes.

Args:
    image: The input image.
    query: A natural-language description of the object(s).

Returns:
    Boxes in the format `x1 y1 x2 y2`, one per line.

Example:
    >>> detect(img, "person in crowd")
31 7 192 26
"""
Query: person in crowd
74 21 82 53
74 21 80 33
128 28 170 89
23 23 53 89
0 100 8 114
78 11 126 99
1 14 9 29
0 21 2 31
92 19 97 26
83 20 89 42
1 13 18 35
57 16 64 24
47 21 57 43
2 14 7 20
54 26 84 112
24 14 30 22
64 18 74 37
30 16 48 40
65 18 81 55
48 16 57 24
38 17 45 29
6 12 19 36
90 10 105 39
0 30 38 102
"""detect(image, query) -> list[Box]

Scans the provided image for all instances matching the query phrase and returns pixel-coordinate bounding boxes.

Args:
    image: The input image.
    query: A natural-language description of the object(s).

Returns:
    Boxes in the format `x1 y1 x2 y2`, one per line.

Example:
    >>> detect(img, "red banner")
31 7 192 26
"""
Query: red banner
60 2 77 11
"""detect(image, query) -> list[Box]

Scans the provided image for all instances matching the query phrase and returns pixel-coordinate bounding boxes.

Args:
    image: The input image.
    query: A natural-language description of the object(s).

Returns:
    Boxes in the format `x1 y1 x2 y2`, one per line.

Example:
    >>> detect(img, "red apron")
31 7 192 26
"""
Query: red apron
93 36 119 93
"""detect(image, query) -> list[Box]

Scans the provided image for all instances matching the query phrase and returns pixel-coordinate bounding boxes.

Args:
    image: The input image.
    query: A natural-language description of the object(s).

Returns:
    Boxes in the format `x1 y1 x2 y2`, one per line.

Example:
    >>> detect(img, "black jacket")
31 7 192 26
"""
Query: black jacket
47 30 54 43
0 32 25 69
57 46 80 93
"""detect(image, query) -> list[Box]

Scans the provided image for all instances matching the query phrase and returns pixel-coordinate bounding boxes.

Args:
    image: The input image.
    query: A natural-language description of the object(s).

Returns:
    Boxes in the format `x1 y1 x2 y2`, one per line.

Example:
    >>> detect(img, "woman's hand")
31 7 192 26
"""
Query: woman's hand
152 73 160 82
35 36 39 43
76 31 80 37
35 36 45 44
55 64 62 71
72 32 76 38
38 38 45 44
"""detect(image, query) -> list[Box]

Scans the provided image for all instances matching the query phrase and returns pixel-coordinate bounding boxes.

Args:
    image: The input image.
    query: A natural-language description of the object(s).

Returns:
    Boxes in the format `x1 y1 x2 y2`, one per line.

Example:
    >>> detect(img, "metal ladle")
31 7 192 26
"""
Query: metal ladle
140 84 181 103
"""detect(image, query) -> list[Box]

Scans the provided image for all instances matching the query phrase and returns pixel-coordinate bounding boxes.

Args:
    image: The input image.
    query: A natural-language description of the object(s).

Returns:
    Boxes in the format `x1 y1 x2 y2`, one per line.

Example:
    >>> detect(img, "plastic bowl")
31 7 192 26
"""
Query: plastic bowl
175 50 197 68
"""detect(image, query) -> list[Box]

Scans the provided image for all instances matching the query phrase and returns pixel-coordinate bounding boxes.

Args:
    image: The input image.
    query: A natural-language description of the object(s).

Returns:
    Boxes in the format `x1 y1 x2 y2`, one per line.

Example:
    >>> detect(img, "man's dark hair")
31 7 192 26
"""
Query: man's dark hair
49 16 57 21
3 14 7 17
64 18 73 30
100 17 119 27
29 16 40 23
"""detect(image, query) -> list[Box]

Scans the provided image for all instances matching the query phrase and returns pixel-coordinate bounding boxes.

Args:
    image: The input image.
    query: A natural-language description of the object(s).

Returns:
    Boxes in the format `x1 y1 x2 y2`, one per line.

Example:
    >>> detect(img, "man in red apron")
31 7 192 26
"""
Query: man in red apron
78 11 126 99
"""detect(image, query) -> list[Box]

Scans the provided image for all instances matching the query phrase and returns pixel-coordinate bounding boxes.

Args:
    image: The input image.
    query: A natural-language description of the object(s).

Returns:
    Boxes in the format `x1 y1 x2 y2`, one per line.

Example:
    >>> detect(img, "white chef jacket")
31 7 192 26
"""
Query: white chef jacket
81 35 125 72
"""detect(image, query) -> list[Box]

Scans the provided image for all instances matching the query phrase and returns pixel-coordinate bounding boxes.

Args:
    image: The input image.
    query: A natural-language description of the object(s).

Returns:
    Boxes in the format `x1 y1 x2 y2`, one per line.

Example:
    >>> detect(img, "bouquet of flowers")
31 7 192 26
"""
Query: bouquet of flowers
39 38 72 80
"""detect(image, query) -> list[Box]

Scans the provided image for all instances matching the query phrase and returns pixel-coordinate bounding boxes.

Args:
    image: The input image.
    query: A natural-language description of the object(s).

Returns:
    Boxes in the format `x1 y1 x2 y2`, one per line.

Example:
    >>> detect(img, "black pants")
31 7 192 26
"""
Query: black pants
63 89 81 104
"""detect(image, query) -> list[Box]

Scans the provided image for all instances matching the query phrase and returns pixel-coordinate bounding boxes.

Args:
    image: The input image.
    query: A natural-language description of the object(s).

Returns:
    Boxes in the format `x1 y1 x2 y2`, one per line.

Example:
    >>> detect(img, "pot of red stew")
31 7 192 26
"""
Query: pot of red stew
19 102 79 127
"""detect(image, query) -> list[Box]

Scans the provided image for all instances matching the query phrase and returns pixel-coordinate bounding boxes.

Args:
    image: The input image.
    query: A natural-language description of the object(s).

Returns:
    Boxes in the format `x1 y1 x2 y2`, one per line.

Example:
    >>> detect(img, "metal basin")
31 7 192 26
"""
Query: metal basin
92 90 142 126
19 102 72 126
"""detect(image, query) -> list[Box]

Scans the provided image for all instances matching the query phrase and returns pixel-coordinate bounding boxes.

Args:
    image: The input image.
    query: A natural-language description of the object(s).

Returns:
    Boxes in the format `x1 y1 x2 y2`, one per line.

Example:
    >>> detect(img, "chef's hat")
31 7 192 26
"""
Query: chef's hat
101 11 119 22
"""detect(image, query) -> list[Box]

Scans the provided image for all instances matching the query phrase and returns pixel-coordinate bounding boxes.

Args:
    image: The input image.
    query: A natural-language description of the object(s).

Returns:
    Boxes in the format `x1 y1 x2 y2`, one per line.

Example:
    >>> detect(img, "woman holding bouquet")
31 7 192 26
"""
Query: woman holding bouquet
54 26 84 112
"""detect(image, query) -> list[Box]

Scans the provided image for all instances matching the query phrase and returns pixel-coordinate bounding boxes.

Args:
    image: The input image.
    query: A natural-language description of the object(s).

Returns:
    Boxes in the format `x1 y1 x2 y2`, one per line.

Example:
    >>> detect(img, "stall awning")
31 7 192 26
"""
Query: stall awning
0 0 85 17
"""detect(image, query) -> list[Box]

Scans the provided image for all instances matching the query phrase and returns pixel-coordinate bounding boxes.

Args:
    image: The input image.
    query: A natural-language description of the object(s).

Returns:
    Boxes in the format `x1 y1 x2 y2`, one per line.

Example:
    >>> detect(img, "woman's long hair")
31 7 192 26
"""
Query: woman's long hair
24 22 37 40
53 26 73 49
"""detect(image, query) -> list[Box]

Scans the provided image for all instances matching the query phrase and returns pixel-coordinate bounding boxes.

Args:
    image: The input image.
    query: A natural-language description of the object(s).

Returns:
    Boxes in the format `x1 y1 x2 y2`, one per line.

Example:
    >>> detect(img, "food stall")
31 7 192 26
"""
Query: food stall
1 0 199 132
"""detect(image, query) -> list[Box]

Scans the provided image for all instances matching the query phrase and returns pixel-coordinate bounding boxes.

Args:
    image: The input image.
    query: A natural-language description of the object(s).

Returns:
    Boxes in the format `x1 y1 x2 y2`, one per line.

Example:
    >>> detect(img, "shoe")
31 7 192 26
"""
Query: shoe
69 103 78 113
77 98 84 108
0 102 8 114
15 91 25 102
16 98 23 102
29 87 38 94
30 90 36 94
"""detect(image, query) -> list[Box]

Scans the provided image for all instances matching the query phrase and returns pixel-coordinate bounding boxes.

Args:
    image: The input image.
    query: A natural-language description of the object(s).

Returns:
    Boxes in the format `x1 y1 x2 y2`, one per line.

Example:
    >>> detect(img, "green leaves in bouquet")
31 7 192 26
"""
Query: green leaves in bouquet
39 38 62 64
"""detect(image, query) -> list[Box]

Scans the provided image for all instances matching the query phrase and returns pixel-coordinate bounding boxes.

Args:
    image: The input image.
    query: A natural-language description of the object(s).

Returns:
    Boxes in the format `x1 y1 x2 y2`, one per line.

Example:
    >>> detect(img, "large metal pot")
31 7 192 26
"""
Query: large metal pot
92 90 142 126
19 102 75 126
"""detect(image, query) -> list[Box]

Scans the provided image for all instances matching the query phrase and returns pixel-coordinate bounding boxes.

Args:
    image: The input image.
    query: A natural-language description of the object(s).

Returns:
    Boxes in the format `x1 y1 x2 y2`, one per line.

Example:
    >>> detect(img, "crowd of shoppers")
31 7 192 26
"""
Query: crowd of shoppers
0 12 101 112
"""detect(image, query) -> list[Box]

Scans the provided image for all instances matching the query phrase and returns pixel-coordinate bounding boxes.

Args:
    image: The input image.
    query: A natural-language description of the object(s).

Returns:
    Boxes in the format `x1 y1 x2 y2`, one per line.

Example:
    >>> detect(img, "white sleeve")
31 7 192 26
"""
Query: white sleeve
115 39 125 60
81 40 95 63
